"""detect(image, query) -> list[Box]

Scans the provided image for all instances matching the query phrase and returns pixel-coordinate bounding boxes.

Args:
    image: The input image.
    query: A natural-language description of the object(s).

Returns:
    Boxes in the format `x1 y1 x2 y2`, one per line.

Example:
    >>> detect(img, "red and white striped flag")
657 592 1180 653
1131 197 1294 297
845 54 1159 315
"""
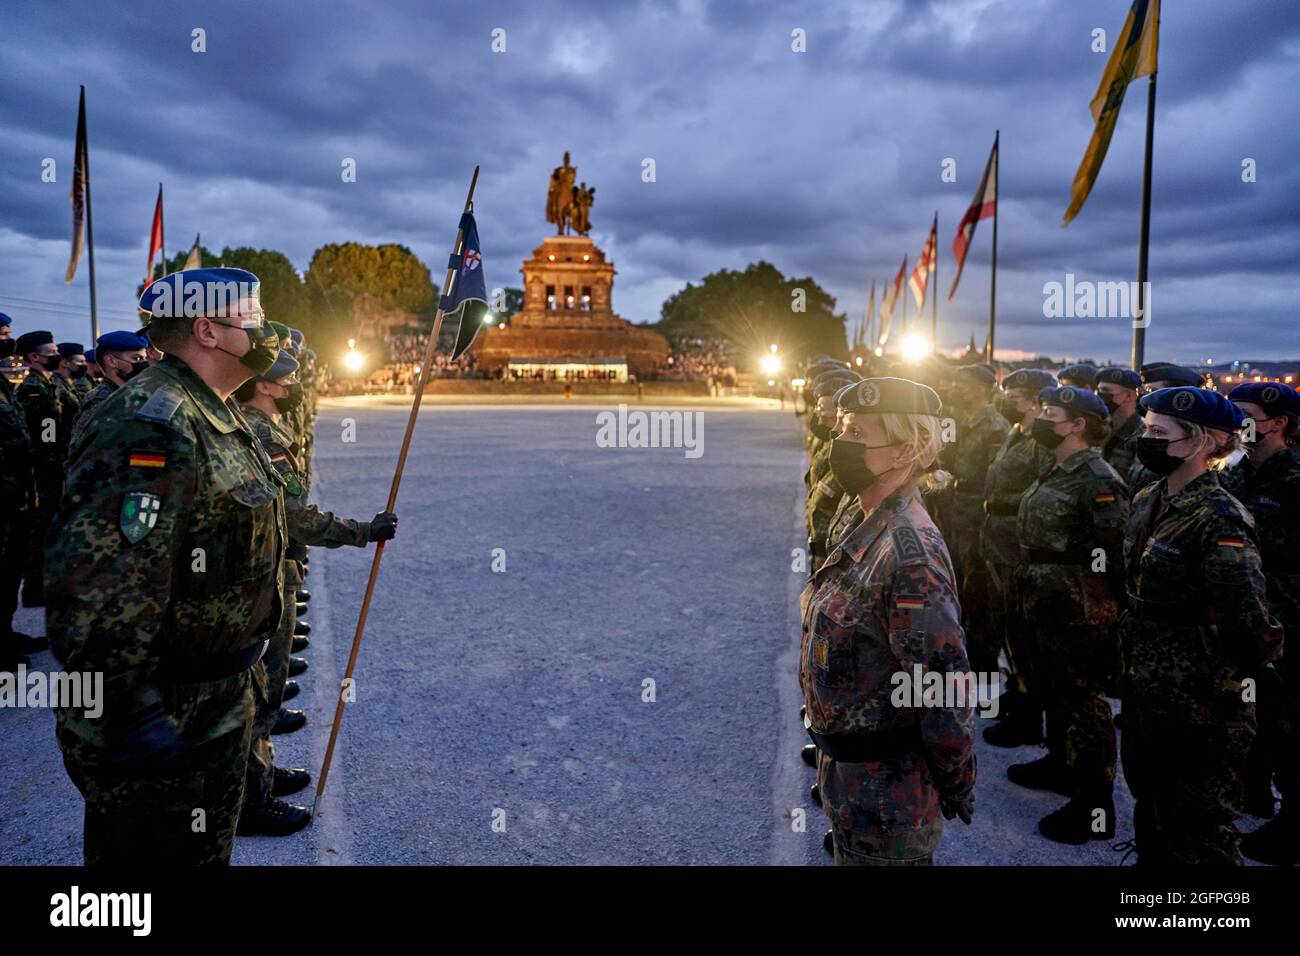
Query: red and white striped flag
146 184 164 283
64 88 88 283
949 135 998 300
877 255 907 348
909 214 937 311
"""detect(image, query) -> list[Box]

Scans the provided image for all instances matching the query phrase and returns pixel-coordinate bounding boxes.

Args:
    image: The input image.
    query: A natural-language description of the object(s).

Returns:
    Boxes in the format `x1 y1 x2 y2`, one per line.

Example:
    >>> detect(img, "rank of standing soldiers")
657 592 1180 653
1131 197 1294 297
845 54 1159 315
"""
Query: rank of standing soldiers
797 353 1296 866
0 268 399 864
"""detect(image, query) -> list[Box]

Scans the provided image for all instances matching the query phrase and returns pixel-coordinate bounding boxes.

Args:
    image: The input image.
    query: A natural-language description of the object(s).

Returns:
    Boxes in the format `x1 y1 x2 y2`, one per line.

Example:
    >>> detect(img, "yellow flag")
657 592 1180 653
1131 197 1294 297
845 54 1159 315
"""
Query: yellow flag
1063 0 1159 225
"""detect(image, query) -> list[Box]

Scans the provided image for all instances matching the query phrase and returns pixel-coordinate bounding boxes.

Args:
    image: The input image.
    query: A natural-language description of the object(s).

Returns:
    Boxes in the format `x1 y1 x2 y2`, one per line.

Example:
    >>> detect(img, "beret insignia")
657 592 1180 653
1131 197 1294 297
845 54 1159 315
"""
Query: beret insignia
859 381 880 407
1172 390 1195 412
1059 386 1076 405
1262 386 1280 403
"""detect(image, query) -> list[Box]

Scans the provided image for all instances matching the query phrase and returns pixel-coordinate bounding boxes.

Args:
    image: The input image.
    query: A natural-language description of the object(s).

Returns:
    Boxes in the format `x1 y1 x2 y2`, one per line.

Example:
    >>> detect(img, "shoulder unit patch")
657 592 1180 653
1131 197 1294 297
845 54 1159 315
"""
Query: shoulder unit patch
891 526 927 565
120 491 161 543
135 386 184 424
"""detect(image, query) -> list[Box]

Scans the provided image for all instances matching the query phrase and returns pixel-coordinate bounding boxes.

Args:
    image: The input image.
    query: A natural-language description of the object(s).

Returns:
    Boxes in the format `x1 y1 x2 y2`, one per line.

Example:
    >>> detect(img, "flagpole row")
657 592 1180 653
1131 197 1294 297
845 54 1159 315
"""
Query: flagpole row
80 87 100 343
313 164 481 816
987 130 999 365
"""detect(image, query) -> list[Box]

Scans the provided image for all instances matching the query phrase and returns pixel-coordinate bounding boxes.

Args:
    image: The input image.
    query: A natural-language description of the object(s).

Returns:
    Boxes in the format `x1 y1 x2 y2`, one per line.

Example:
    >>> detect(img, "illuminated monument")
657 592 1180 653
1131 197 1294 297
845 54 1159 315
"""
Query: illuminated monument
469 153 669 381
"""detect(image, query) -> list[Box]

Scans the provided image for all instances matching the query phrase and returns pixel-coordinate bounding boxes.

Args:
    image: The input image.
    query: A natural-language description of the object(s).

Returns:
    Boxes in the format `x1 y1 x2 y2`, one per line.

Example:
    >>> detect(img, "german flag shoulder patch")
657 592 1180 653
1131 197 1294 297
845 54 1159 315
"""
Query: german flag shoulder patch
896 595 926 610
1094 492 1118 504
1216 535 1245 549
128 451 166 469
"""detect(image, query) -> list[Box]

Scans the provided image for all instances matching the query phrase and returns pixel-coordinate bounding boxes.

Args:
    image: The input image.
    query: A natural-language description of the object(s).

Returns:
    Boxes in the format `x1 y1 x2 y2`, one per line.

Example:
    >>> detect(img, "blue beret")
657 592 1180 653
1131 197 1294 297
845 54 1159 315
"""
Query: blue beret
813 370 860 397
1228 382 1300 419
1003 368 1057 393
288 328 304 346
1058 364 1098 388
257 349 300 383
84 348 96 364
97 330 150 352
139 267 262 323
1140 386 1244 431
839 377 942 416
0 312 11 328
955 363 997 386
1038 385 1109 419
57 342 85 358
1096 367 1141 390
1141 363 1203 388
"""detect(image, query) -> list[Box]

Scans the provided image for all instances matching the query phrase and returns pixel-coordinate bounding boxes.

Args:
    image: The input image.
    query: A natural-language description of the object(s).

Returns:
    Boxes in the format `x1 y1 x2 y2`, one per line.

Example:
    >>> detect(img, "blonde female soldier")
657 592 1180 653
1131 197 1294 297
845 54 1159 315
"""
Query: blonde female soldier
1120 386 1282 864
800 378 976 865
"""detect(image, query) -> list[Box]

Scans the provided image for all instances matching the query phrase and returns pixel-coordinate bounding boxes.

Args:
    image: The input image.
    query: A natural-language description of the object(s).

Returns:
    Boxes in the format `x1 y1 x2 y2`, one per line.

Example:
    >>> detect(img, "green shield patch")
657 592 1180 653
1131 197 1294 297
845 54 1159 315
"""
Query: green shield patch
120 491 162 543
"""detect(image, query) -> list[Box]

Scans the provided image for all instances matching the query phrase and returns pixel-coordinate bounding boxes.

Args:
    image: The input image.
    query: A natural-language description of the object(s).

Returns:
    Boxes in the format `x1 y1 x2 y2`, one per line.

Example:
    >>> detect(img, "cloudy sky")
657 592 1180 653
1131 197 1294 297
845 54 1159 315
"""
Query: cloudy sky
1 0 1297 365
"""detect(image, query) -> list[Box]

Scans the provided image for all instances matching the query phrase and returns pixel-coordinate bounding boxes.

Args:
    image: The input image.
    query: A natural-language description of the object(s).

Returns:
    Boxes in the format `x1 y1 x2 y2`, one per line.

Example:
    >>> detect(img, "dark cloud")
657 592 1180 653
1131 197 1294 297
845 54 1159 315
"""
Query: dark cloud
0 0 1296 362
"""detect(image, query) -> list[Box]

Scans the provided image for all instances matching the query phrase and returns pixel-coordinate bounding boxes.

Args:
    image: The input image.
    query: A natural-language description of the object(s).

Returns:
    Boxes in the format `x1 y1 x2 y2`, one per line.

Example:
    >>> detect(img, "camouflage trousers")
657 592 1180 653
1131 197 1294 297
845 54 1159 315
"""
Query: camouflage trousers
1120 704 1253 865
63 719 254 866
830 823 937 866
985 558 1035 695
1038 625 1117 784
949 516 996 674
245 562 302 807
818 751 944 866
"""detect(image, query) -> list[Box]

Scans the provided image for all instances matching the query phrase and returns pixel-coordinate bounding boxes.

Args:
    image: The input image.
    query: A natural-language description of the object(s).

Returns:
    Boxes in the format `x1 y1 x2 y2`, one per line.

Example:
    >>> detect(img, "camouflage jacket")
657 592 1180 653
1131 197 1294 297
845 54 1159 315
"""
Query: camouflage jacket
1120 471 1283 724
52 372 82 437
16 370 66 481
67 378 117 454
939 403 1009 534
828 492 863 547
981 424 1051 566
807 462 846 551
1101 411 1139 481
48 355 287 747
800 488 975 801
1016 447 1128 625
242 405 369 549
0 374 34 502
1220 448 1300 637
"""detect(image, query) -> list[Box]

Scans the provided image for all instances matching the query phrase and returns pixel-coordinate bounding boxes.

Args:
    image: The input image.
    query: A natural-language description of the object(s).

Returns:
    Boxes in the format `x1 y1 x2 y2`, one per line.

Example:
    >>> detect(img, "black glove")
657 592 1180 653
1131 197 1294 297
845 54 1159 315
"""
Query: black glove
107 702 191 772
940 791 974 825
369 511 398 542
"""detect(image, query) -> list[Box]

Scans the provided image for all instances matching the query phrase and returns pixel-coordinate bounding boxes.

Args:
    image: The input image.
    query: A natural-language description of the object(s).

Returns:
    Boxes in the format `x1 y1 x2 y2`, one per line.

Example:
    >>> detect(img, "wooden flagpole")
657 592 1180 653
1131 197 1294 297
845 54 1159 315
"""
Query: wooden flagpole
312 165 480 816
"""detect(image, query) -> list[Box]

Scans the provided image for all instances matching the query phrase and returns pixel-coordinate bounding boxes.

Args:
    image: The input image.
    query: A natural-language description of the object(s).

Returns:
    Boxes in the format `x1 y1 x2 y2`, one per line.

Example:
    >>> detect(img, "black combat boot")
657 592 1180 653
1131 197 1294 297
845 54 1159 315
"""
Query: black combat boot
238 798 311 836
288 656 309 676
295 621 311 636
1038 785 1115 845
810 783 821 806
271 766 312 797
800 744 818 768
281 679 300 702
1241 808 1300 866
5 631 48 655
295 602 309 616
1007 754 1071 796
982 711 1044 747
823 829 834 856
271 708 306 735
291 635 310 653
296 589 311 603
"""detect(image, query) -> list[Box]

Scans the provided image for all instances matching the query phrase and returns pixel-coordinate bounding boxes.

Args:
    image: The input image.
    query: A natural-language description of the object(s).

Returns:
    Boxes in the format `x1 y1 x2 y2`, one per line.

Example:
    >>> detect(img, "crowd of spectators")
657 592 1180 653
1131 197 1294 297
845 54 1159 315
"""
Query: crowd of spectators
656 336 737 385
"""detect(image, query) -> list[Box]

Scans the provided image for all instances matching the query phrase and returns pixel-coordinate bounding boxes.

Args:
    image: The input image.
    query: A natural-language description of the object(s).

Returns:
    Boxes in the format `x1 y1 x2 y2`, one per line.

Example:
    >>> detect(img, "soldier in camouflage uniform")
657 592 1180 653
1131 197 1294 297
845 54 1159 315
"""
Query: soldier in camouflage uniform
0 316 42 667
979 368 1056 747
934 364 1008 674
15 330 67 607
1226 382 1300 864
1126 363 1205 495
1097 367 1143 487
1119 386 1283 865
805 372 860 566
1010 386 1128 844
68 331 150 453
802 377 975 865
46 267 285 865
234 349 397 835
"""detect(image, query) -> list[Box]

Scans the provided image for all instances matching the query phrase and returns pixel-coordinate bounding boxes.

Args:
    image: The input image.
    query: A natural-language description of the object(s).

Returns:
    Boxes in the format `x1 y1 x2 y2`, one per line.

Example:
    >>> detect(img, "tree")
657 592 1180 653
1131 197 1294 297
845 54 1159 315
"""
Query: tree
216 247 309 334
657 261 847 364
304 243 435 352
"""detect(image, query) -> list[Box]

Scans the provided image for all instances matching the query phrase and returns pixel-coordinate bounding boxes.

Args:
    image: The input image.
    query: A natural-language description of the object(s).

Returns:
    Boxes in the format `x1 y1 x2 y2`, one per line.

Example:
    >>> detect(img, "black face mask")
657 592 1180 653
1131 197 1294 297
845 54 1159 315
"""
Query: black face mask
70 366 87 379
809 421 832 442
215 320 279 376
1136 436 1188 476
829 437 895 496
36 354 60 372
1099 393 1120 415
1030 418 1066 450
0 340 14 359
126 359 149 380
997 396 1023 425
274 383 304 415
